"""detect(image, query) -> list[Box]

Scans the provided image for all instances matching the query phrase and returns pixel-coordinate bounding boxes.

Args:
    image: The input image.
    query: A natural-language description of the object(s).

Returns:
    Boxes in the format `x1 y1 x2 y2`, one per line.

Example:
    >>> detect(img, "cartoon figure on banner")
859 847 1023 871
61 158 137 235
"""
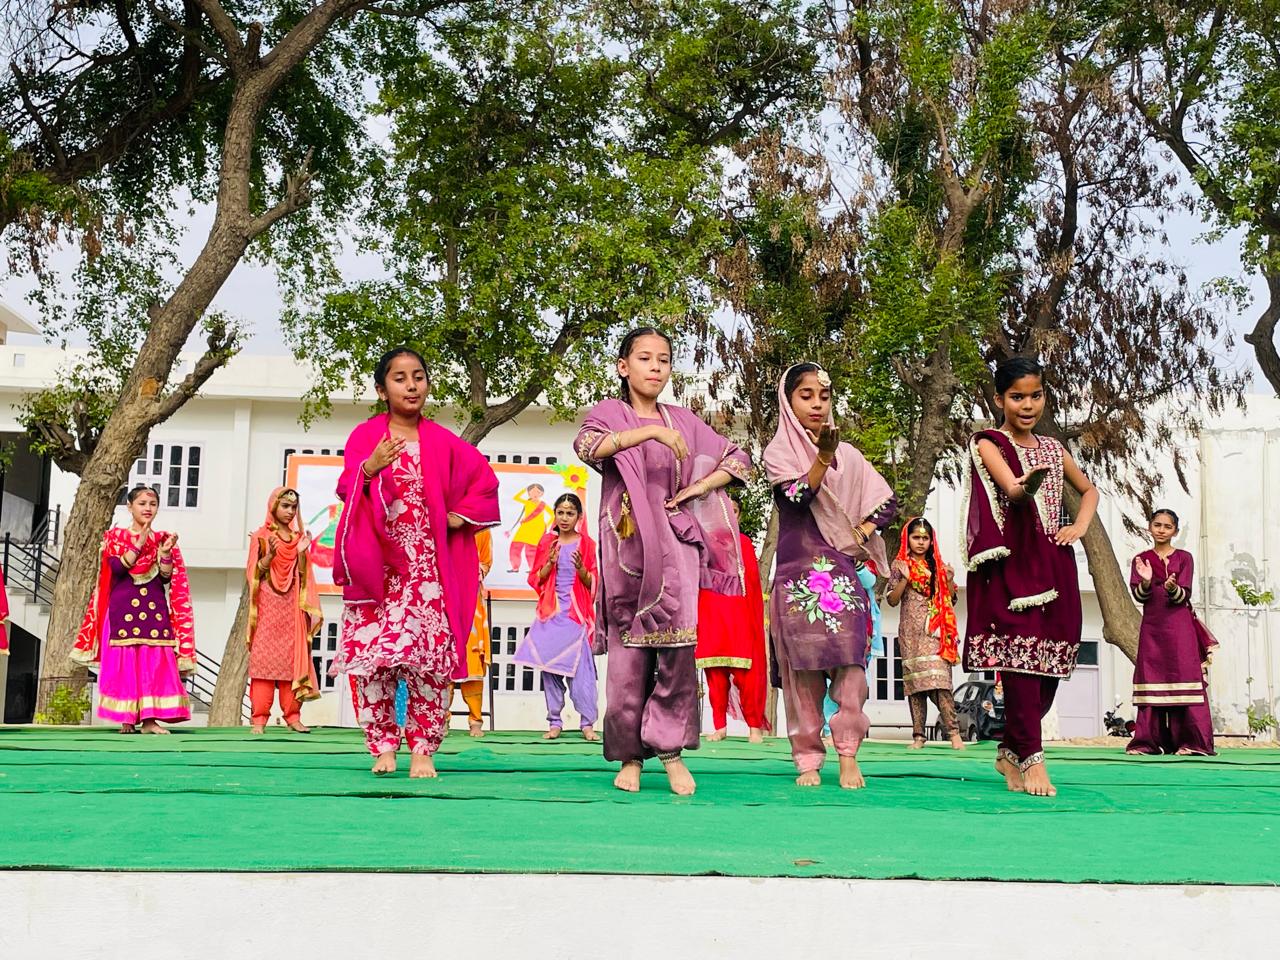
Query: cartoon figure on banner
284 454 346 594
506 483 554 573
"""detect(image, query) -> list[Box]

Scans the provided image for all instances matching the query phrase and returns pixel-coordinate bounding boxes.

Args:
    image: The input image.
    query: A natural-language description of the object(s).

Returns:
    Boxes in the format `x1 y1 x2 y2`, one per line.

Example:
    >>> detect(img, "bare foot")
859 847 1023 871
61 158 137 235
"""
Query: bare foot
1125 748 1145 755
139 720 170 735
409 754 438 778
995 751 1025 793
795 769 821 787
662 758 697 796
614 760 642 792
908 736 925 750
250 724 266 735
119 724 137 734
371 751 397 776
581 726 601 742
748 727 765 743
287 721 311 734
468 721 484 738
1021 760 1057 797
543 726 563 740
838 755 865 789
949 733 966 751
1175 747 1196 756
705 728 727 741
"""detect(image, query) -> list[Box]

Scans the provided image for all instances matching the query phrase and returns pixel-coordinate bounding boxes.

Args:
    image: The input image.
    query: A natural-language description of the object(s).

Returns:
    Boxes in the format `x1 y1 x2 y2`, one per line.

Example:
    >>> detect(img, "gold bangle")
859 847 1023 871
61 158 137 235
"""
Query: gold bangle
817 454 832 466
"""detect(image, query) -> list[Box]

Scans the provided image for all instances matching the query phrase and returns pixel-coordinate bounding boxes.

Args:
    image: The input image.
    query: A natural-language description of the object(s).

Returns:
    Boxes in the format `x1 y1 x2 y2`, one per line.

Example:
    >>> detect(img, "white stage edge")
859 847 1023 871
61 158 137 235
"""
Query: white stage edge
2 872 1275 958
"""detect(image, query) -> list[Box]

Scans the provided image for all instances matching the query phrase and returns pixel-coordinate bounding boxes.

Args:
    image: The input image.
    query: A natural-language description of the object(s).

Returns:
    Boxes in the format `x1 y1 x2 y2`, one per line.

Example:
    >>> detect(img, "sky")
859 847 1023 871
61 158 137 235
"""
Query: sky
0 183 1270 392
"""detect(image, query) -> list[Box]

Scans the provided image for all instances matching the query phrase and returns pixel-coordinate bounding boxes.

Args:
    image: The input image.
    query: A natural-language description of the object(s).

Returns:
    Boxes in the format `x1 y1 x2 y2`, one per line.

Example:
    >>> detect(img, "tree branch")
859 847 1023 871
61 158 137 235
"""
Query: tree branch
247 149 315 238
151 326 240 424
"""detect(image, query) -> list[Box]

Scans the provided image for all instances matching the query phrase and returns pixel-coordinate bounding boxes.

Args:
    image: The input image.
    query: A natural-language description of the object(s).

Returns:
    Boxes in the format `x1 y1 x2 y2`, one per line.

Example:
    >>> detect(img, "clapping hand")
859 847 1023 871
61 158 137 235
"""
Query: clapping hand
159 532 178 555
1134 556 1153 586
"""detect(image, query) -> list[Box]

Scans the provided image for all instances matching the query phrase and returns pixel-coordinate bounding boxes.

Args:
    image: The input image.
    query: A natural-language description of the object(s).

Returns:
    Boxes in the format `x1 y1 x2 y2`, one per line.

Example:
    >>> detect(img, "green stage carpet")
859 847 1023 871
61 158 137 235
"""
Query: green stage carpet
1 728 1276 884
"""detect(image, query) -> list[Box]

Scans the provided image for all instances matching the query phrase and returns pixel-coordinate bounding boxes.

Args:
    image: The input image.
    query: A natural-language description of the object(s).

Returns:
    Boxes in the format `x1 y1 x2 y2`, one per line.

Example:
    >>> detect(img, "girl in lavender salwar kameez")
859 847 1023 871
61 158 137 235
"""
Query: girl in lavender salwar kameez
515 493 601 740
765 363 896 789
1126 509 1217 756
575 328 750 796
963 356 1098 798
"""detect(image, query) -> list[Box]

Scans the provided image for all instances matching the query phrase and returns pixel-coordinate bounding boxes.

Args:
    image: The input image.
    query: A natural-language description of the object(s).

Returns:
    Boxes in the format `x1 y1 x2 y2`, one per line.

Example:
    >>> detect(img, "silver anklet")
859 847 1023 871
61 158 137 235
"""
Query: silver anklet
997 747 1019 765
1018 751 1045 772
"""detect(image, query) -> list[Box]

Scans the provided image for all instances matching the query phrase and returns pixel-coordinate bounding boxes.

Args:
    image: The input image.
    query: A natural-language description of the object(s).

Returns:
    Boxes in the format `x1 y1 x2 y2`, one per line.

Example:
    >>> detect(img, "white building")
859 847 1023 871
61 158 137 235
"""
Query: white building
0 338 1276 741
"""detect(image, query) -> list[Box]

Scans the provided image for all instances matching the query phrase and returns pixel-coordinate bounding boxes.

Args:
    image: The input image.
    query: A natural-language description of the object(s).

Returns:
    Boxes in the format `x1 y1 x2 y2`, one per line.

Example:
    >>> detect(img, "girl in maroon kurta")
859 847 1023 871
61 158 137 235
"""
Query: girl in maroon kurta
962 356 1098 798
1126 508 1217 756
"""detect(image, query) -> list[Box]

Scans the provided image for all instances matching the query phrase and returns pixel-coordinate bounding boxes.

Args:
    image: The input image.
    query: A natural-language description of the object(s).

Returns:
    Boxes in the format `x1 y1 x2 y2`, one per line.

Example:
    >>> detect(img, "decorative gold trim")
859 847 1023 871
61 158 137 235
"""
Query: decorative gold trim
98 693 191 711
621 627 696 648
107 637 179 649
1134 682 1204 691
696 657 753 670
1133 695 1207 705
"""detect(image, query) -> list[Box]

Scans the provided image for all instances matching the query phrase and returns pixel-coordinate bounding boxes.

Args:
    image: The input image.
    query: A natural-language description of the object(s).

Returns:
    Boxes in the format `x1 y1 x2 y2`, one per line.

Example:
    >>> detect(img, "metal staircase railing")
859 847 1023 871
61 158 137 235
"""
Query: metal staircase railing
2 533 59 606
186 648 252 722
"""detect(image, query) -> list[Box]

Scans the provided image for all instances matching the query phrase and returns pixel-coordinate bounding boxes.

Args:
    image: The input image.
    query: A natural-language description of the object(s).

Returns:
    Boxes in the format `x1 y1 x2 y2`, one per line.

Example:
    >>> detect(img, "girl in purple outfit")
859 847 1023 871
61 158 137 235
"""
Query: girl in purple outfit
1126 509 1217 756
962 356 1098 798
514 493 601 741
575 328 750 796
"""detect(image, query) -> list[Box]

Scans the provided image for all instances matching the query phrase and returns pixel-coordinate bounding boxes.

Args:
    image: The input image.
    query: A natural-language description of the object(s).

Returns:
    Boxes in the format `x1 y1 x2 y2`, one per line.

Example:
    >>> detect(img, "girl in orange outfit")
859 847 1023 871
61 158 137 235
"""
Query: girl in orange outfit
246 487 323 733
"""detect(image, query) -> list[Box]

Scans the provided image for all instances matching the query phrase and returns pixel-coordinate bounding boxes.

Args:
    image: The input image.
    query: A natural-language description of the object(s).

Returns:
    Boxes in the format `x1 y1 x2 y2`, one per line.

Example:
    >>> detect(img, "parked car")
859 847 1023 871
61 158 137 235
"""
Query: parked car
939 675 1006 742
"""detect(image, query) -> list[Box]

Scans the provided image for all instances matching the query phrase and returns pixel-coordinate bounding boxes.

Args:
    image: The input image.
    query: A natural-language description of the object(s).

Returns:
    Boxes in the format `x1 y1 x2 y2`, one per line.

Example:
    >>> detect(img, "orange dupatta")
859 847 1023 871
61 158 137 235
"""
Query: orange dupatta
896 519 960 664
246 487 322 702
72 526 196 673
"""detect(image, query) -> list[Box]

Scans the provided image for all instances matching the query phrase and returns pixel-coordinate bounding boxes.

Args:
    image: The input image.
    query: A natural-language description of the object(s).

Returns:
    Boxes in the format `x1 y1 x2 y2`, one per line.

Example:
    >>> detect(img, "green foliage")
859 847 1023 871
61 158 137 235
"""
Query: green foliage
1233 579 1275 608
1247 704 1278 735
34 684 92 726
288 2 814 437
731 474 773 541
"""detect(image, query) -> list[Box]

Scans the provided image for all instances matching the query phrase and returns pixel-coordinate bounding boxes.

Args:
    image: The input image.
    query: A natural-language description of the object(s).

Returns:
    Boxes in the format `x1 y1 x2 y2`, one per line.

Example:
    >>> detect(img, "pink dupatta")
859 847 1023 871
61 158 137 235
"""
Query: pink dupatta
763 364 893 575
333 414 500 680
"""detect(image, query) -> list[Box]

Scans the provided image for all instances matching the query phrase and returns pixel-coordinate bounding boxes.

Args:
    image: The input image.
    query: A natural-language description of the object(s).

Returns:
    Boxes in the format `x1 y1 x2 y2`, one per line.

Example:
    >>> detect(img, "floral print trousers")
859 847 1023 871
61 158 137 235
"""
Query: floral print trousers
354 666 450 756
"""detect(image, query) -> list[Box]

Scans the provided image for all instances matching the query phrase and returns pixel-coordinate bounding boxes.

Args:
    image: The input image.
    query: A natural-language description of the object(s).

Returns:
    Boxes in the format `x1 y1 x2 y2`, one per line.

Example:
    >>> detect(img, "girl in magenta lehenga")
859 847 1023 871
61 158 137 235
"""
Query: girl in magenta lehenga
962 356 1099 798
331 347 500 778
764 363 897 789
1126 508 1217 756
575 327 750 796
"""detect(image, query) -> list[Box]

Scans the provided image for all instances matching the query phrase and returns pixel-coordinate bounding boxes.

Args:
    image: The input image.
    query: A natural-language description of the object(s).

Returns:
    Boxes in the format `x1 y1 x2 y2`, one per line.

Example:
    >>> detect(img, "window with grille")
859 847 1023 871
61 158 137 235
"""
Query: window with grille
121 443 202 509
311 621 341 691
488 621 543 693
281 446 344 482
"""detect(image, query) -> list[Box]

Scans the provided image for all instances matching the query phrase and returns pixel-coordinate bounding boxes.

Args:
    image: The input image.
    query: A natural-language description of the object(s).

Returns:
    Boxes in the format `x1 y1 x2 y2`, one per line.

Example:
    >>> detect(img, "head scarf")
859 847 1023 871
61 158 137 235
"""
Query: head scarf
763 363 893 575
896 517 959 664
246 486 322 701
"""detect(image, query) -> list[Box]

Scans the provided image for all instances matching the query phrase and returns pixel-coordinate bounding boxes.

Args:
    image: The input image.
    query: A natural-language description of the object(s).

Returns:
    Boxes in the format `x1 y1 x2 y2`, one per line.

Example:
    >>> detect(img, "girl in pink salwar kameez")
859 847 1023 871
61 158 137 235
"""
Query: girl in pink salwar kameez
331 348 500 778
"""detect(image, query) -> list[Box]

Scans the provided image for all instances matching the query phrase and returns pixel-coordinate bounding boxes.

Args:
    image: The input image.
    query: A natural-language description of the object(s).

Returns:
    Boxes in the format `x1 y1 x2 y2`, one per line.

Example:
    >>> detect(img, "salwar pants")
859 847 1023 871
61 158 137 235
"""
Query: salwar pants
705 665 766 731
249 678 302 726
451 679 484 725
781 660 870 773
1001 673 1059 761
545 655 599 728
1128 699 1215 756
354 666 450 756
603 643 699 762
908 688 960 739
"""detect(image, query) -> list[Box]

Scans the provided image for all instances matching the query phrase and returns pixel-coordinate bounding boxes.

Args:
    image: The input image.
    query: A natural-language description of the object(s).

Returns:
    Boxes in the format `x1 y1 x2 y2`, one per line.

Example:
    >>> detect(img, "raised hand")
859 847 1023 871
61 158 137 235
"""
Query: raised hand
366 435 408 475
1017 465 1050 497
1134 556 1153 585
159 532 179 554
892 558 910 578
815 423 840 458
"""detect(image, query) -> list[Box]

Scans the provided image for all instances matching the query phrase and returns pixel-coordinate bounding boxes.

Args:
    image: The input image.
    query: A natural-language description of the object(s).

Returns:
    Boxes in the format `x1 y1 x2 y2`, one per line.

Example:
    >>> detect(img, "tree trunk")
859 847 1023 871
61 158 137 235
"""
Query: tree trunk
904 369 957 519
1063 485 1139 663
209 582 252 726
1243 256 1280 397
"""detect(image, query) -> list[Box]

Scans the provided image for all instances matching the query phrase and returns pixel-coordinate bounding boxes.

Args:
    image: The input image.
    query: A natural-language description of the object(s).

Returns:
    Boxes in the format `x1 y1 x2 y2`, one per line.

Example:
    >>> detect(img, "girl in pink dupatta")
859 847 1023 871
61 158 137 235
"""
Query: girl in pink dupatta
962 356 1098 798
764 363 897 789
331 347 500 778
71 485 194 733
575 328 750 796
245 487 322 734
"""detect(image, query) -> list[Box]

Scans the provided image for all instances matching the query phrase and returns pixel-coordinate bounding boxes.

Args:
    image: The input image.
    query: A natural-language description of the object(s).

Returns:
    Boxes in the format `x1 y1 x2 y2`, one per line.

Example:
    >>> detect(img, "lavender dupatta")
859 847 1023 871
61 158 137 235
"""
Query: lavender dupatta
575 399 750 649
